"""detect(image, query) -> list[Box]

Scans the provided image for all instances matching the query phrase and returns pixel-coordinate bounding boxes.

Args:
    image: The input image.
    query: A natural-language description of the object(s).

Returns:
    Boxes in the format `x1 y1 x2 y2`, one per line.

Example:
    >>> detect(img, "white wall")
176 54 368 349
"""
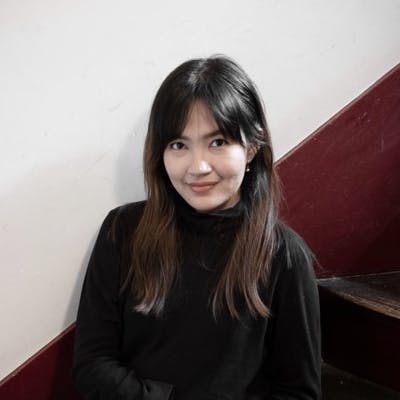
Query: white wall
0 0 399 379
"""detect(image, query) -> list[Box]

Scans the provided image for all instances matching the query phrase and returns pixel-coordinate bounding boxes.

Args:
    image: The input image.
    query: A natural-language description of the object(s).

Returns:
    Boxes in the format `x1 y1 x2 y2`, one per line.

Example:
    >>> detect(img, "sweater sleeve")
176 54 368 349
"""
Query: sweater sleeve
265 230 321 400
73 209 175 400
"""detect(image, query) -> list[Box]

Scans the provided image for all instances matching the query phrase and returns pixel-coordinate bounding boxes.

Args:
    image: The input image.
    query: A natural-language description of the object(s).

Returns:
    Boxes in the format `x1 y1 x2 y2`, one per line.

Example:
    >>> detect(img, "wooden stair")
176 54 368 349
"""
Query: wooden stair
318 271 400 393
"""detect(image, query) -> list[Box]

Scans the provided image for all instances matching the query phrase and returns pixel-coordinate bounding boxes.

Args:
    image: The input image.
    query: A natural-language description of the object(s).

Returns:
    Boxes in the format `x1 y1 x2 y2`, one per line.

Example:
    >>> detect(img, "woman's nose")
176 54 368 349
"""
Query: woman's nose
187 151 212 175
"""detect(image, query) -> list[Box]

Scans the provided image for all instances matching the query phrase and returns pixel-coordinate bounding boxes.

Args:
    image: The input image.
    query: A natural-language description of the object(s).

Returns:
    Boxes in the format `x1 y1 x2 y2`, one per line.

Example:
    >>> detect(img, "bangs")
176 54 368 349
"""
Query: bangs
157 90 251 148
203 88 254 144
156 96 192 147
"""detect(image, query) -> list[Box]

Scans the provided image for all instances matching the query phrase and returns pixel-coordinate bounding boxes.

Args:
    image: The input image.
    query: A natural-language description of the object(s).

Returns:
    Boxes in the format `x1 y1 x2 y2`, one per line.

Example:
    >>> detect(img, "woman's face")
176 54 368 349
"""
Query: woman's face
163 101 255 213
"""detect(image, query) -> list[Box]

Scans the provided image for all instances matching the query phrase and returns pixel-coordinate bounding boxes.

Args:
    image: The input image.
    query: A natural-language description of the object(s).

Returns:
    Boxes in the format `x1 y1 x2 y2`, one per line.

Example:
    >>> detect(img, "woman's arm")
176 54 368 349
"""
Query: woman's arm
265 228 321 400
73 208 175 400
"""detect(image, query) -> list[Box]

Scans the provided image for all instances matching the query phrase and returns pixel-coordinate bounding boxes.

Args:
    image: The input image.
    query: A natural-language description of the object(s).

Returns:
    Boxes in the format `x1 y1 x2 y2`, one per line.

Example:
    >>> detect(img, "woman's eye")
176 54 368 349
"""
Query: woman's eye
170 142 185 150
210 138 227 147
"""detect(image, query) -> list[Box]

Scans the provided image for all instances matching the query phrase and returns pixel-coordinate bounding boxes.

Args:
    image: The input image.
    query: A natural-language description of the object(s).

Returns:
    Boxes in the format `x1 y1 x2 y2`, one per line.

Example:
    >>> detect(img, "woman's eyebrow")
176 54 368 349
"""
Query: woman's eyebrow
179 130 222 140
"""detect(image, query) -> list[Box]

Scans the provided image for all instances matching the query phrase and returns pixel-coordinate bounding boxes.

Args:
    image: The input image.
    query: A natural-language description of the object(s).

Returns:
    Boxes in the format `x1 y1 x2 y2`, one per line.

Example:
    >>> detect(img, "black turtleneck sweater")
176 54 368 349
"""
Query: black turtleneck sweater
73 201 321 400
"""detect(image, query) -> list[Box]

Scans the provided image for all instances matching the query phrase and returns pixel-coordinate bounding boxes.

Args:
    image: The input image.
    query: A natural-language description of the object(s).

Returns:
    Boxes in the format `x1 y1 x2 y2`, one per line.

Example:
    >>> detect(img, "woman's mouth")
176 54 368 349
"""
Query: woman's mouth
188 182 218 193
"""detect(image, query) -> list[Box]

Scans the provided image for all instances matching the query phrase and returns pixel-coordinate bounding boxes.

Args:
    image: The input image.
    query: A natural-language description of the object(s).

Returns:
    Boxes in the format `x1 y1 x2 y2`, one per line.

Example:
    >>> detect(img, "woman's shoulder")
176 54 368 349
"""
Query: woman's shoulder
273 220 315 276
109 200 147 223
263 221 318 303
100 200 147 245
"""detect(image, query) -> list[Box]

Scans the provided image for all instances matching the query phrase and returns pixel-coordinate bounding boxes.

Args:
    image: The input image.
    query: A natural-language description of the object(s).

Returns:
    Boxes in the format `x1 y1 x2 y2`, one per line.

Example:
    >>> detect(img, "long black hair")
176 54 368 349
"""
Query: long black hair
129 55 281 319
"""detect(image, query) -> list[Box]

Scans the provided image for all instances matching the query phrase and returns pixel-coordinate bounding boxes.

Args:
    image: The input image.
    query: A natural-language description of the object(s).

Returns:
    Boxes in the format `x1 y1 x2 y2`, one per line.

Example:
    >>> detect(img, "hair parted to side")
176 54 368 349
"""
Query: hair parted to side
129 55 281 320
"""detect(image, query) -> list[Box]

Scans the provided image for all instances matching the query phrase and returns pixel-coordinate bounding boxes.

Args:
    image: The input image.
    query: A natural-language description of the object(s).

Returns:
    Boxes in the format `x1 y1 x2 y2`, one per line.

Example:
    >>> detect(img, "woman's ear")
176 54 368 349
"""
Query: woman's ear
246 144 259 163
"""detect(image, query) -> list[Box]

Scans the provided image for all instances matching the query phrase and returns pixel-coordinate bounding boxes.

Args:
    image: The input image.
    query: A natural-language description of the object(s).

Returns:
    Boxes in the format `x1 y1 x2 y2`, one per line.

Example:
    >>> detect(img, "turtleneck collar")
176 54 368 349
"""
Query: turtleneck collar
175 196 245 235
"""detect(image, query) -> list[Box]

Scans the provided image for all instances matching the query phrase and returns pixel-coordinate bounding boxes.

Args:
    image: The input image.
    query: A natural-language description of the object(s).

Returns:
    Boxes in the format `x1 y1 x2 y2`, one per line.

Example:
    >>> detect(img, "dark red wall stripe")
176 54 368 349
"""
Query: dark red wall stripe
0 324 81 400
1 64 399 398
278 63 400 277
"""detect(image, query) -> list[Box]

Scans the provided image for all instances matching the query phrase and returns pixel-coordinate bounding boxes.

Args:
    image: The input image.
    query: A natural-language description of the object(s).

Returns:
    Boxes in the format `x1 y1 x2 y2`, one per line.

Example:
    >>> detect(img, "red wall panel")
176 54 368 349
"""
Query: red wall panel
278 64 400 276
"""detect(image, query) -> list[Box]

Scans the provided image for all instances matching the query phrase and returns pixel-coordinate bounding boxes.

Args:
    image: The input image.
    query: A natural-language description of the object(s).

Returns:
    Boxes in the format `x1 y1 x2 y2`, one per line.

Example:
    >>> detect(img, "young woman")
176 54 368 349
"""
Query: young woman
73 55 321 400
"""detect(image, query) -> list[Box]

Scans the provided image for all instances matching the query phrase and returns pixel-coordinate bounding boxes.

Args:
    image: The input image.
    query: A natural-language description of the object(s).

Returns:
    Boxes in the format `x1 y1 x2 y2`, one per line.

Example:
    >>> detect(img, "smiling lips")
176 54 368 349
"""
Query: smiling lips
188 182 218 193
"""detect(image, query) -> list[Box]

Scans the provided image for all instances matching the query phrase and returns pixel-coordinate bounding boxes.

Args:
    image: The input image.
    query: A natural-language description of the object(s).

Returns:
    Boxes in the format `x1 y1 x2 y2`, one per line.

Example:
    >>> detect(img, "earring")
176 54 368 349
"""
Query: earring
246 163 250 172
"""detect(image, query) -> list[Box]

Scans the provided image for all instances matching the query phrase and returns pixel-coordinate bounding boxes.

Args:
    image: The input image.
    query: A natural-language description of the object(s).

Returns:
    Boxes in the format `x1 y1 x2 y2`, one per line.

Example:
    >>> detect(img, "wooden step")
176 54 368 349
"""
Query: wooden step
318 271 400 319
318 271 400 392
